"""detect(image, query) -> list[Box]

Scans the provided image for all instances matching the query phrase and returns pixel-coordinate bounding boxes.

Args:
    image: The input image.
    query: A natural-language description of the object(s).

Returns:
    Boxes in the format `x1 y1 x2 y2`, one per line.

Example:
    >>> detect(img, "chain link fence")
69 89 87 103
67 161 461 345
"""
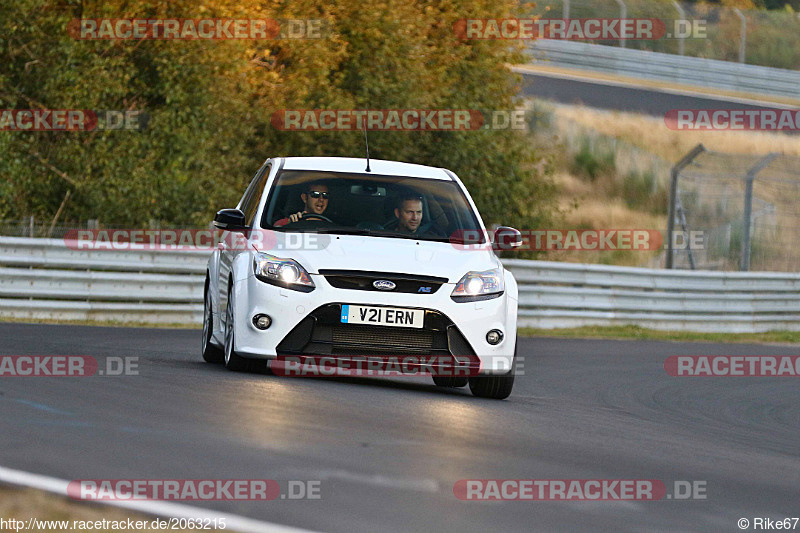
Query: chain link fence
526 0 800 70
667 145 800 272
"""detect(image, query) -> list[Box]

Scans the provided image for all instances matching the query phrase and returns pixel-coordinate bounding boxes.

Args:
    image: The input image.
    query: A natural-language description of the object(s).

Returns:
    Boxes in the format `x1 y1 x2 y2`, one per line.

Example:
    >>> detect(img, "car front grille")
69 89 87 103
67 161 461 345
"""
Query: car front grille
331 324 434 352
276 304 475 359
319 270 447 295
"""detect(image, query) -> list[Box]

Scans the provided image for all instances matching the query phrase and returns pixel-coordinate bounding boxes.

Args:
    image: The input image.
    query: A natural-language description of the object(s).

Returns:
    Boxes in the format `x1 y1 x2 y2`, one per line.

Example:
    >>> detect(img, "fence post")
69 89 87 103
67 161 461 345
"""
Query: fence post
676 197 695 270
672 0 685 55
615 0 627 48
563 0 570 21
667 144 705 269
734 8 746 63
740 153 778 271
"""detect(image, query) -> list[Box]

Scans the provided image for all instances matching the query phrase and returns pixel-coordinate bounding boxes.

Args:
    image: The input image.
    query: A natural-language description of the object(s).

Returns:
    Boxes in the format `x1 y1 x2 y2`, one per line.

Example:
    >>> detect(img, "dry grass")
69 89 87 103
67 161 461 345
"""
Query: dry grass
547 171 666 266
553 106 800 162
564 198 662 230
554 171 595 198
527 99 800 269
0 487 197 532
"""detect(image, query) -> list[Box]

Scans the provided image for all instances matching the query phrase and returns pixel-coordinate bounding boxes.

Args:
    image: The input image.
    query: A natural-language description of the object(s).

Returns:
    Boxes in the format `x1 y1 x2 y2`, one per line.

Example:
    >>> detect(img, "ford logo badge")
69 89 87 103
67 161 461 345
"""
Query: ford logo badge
373 280 396 291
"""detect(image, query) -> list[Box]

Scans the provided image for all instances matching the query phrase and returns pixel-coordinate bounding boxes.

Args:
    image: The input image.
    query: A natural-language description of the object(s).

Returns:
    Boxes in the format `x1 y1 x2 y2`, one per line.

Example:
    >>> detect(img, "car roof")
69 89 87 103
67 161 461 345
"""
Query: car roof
279 157 453 181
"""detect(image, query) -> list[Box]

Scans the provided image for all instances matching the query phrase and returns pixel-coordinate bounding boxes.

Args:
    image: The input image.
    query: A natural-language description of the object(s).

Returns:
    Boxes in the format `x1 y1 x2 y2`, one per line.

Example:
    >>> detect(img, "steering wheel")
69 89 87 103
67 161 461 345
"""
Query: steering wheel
298 213 334 223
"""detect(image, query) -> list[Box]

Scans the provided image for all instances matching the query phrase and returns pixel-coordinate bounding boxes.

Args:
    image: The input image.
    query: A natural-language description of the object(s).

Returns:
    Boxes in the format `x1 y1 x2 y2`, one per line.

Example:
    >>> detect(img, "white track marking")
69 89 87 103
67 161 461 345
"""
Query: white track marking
0 465 321 533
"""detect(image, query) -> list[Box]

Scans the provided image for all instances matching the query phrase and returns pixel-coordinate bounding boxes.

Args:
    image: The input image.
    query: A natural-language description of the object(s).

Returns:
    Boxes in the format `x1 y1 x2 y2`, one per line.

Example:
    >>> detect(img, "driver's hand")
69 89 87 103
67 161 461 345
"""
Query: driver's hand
288 211 306 223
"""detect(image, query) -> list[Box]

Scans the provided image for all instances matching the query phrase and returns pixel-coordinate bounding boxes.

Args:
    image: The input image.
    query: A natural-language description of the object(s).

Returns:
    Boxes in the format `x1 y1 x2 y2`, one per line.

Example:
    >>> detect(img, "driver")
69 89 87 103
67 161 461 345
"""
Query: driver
274 182 329 227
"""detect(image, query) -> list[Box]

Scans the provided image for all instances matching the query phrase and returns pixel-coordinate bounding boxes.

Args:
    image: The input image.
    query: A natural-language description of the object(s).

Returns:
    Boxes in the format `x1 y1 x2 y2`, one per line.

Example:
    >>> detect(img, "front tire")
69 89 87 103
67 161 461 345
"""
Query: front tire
468 344 516 400
224 286 251 372
468 373 514 400
202 281 224 364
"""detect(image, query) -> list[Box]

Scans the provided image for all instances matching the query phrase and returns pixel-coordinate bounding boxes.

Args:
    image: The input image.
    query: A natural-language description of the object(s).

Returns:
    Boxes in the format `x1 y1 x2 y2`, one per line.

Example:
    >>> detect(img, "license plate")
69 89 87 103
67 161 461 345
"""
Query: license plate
340 305 424 328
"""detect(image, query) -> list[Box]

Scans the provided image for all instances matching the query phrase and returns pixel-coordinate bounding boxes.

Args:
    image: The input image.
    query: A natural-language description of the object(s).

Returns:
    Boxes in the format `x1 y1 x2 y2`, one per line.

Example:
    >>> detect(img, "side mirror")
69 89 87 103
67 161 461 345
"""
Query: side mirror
493 226 523 251
213 209 248 232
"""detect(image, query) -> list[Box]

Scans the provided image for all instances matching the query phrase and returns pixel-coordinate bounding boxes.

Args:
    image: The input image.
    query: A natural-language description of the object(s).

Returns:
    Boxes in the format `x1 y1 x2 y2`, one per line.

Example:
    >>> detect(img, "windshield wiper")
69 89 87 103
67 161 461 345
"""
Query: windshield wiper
270 226 459 242
311 227 375 235
447 237 486 245
269 226 363 234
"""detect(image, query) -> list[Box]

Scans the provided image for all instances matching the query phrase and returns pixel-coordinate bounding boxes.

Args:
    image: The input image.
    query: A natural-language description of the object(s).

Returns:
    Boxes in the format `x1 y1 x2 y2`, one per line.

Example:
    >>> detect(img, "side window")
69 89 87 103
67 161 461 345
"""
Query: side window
239 164 271 226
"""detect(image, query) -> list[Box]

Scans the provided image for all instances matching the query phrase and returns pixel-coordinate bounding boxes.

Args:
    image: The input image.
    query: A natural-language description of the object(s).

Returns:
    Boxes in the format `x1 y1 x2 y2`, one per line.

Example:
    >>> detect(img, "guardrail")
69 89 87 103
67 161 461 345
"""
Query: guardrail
526 40 800 101
0 237 207 324
504 259 800 332
2 237 799 332
0 236 208 273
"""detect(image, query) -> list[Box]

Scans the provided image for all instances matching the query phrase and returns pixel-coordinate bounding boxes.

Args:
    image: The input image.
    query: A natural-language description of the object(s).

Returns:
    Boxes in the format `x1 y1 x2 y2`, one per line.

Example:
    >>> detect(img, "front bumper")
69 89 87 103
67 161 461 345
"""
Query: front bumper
231 271 517 375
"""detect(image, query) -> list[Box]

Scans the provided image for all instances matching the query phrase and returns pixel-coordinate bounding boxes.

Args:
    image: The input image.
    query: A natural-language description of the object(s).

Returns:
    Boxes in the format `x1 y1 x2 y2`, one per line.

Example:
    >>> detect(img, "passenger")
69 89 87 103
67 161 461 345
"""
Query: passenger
394 195 424 234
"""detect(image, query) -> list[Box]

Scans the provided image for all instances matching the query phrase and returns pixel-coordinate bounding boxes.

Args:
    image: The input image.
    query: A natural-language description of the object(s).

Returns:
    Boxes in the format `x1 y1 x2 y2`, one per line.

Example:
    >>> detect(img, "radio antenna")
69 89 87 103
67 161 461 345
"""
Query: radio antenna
362 117 371 172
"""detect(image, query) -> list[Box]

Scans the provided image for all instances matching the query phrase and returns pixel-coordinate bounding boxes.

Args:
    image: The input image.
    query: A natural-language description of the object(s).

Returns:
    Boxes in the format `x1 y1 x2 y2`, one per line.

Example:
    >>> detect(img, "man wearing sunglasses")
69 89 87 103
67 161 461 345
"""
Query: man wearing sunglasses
274 182 330 227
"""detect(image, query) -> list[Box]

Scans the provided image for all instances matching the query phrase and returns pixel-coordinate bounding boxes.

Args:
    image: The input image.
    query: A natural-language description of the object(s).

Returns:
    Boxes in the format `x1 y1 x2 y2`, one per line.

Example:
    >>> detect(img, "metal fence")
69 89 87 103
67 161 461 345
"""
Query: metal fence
0 237 206 324
2 237 799 333
666 145 800 272
506 259 800 333
0 218 208 240
525 0 800 69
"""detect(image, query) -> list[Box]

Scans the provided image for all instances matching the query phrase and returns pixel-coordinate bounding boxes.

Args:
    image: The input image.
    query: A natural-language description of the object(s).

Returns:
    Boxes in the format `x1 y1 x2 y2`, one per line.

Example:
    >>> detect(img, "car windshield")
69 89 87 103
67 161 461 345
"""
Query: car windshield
261 170 485 243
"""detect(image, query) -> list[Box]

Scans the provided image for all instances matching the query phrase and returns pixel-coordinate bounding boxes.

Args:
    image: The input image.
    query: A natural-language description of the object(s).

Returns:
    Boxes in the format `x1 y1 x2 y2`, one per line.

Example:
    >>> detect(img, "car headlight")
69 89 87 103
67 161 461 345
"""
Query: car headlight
253 253 315 292
451 268 505 302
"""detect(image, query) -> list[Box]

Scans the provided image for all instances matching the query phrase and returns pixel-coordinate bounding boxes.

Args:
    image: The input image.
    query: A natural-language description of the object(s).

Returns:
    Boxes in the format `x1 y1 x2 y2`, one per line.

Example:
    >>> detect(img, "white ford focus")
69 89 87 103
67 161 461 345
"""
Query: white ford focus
202 157 521 399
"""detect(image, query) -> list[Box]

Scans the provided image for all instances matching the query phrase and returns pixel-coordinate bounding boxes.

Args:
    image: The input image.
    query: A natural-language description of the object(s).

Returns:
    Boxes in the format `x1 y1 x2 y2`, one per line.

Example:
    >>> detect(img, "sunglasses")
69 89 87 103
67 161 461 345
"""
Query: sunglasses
308 191 329 199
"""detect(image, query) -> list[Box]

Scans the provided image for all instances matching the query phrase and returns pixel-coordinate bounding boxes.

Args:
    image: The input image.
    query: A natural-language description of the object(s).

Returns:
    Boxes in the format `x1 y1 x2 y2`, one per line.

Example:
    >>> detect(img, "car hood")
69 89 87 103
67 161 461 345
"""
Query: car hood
258 233 500 282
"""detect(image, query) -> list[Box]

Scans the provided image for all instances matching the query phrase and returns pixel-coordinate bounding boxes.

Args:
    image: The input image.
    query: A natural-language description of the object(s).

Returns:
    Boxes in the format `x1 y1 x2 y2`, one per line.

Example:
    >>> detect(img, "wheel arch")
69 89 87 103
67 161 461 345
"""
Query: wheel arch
205 250 223 345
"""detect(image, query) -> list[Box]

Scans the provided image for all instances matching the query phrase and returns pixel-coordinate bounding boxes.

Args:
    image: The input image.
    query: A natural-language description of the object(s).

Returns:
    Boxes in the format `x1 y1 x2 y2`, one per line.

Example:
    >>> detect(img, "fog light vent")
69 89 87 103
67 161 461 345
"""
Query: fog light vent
253 314 272 330
486 329 503 345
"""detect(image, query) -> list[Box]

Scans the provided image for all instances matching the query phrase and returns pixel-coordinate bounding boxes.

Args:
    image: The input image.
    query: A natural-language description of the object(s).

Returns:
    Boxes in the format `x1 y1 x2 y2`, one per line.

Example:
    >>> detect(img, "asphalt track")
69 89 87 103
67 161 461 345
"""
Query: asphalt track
520 71 793 116
1 322 798 532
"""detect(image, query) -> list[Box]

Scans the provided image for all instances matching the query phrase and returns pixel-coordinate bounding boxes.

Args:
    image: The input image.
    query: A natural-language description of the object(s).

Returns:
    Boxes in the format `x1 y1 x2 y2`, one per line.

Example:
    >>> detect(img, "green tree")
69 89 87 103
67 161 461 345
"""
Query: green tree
1 0 555 234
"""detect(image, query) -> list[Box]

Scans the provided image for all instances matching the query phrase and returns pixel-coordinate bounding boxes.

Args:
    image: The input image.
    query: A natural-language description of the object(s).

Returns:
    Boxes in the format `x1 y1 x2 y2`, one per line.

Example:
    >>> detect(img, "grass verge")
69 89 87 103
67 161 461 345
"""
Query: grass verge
0 486 199 532
519 325 800 345
550 103 800 162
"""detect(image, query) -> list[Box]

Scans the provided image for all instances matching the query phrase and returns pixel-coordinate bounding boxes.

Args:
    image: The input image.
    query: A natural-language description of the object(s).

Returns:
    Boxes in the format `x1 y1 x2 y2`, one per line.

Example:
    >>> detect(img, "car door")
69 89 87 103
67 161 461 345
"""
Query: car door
219 163 271 325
